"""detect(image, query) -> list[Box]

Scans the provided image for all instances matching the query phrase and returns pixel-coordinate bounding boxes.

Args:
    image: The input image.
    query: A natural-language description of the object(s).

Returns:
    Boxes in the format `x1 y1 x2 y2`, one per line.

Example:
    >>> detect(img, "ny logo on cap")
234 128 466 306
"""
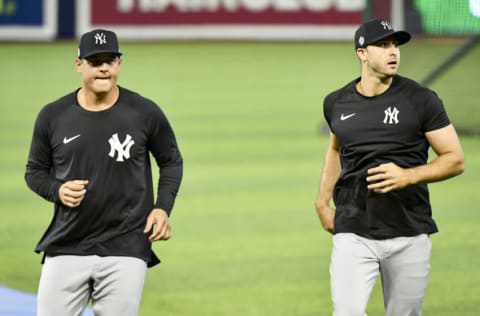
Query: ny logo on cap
380 21 393 30
94 33 107 45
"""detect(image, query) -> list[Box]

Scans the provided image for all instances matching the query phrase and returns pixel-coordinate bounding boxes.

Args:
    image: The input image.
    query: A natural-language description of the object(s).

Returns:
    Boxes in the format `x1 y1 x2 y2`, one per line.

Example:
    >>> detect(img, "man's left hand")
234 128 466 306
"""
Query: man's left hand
367 162 413 193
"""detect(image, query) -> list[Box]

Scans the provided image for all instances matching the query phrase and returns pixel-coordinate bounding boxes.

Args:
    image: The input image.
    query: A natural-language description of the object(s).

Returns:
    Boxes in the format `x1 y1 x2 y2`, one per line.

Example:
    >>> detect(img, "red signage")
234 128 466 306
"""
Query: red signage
90 0 363 25
76 0 395 40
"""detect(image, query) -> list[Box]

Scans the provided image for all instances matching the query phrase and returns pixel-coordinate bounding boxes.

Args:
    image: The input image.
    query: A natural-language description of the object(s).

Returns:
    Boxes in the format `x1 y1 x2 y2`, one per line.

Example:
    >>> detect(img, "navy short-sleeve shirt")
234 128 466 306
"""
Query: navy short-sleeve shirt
324 75 450 238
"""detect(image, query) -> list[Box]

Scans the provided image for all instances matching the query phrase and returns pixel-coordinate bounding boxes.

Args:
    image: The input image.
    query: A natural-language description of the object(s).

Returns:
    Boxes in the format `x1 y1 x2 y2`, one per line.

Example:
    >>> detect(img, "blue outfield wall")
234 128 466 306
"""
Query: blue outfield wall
58 0 75 38
0 0 43 25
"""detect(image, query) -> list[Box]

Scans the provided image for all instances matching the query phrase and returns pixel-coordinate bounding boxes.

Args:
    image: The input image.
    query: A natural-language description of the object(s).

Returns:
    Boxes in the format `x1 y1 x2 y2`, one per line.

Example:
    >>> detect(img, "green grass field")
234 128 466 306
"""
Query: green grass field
0 39 479 315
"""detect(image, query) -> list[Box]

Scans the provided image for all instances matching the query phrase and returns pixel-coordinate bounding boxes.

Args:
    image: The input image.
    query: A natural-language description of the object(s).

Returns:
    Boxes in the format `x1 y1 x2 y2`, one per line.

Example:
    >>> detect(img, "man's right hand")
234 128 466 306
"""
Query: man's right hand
59 180 89 208
315 203 335 235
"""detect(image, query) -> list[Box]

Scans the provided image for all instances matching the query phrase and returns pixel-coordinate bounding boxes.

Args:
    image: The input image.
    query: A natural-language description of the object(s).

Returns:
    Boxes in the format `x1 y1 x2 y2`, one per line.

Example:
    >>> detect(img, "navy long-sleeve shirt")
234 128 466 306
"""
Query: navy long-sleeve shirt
25 86 183 267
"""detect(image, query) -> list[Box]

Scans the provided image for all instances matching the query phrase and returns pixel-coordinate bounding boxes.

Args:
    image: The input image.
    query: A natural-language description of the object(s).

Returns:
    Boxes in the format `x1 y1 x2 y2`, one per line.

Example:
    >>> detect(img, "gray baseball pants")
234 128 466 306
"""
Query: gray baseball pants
37 255 147 316
330 233 431 316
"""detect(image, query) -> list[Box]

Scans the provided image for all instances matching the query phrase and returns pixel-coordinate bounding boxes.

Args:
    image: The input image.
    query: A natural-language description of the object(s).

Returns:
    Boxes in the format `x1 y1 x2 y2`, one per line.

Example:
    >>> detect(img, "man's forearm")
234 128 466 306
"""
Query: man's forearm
316 145 341 209
408 151 465 185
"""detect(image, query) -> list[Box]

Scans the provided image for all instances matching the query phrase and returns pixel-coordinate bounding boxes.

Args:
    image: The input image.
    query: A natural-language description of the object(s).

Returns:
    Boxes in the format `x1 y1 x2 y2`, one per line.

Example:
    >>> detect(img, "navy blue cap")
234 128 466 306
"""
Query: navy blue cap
78 29 122 58
355 18 411 50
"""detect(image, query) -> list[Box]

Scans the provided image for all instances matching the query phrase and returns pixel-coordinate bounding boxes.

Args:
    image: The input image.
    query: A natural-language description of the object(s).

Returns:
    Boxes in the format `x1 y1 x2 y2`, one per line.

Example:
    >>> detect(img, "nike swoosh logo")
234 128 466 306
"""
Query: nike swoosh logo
63 135 81 144
340 113 356 121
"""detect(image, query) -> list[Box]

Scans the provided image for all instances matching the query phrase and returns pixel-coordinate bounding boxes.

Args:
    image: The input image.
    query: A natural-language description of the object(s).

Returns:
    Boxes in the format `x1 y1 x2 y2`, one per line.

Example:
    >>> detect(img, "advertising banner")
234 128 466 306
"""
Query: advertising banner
0 0 57 40
415 0 480 34
77 0 372 40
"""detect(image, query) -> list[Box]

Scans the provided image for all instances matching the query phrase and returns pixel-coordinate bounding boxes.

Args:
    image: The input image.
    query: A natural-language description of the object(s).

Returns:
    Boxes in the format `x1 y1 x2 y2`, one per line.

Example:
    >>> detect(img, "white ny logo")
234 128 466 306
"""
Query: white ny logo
95 33 107 45
108 133 135 162
380 21 393 30
383 107 399 124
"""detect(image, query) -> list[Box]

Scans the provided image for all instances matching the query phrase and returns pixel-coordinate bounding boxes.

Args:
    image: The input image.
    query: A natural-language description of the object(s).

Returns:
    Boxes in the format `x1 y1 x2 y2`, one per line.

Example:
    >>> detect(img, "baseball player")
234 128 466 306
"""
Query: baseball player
25 29 183 315
315 19 464 315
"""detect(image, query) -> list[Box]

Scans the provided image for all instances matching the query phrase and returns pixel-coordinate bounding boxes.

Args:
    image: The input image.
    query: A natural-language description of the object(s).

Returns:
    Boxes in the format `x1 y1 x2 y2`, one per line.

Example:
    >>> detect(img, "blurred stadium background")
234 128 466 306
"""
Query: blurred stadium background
1 0 479 315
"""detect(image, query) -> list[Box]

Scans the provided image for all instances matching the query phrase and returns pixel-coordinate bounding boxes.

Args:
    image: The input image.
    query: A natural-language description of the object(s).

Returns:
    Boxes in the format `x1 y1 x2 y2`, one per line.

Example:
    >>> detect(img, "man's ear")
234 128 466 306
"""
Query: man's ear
356 48 367 63
74 58 83 72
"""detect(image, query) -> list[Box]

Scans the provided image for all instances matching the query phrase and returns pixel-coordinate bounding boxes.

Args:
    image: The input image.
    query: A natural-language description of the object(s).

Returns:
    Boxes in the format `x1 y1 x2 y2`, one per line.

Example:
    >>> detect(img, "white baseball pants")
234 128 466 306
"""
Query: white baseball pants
37 255 147 316
330 233 431 316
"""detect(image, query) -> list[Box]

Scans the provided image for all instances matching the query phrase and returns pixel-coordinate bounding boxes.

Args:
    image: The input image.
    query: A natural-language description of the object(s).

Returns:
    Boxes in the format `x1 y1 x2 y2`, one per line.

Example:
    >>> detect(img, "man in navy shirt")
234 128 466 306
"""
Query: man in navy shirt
315 19 464 315
25 29 183 316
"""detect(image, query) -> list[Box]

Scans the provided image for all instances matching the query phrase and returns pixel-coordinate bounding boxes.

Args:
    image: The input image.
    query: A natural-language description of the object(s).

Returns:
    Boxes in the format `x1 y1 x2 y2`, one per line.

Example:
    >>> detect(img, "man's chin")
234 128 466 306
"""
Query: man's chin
381 70 397 79
92 83 114 94
386 66 399 75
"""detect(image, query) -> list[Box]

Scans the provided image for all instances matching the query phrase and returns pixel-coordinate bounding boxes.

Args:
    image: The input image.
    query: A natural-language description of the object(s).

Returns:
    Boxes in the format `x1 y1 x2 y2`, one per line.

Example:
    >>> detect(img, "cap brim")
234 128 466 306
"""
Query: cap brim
80 50 122 59
368 30 411 46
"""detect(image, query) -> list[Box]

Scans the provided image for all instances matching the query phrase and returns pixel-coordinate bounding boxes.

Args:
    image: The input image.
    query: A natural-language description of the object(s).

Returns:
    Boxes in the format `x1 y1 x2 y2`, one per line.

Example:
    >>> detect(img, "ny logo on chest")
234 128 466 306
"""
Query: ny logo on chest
108 133 135 162
383 106 400 125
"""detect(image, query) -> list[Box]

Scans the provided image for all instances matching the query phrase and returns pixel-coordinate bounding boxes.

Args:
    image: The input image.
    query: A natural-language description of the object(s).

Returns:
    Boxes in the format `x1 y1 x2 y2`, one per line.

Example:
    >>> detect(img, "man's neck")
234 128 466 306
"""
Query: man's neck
356 75 393 97
77 86 119 112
